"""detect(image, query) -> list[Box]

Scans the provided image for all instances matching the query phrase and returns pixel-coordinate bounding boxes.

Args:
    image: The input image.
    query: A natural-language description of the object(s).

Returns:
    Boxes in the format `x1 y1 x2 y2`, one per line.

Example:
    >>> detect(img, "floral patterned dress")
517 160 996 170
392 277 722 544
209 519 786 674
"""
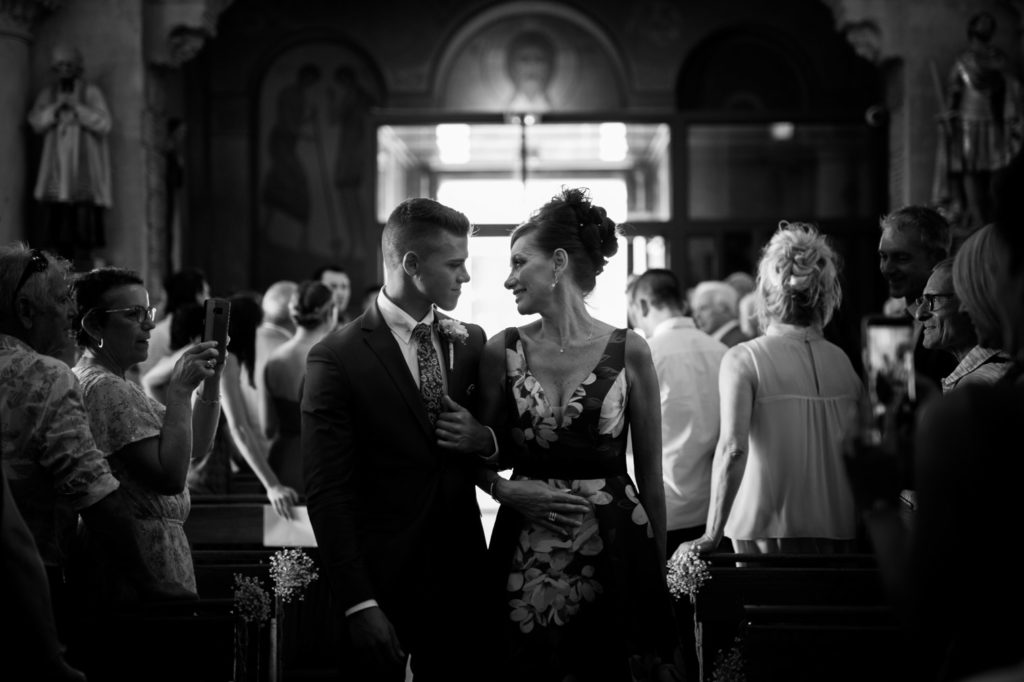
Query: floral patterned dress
488 328 678 682
73 355 196 602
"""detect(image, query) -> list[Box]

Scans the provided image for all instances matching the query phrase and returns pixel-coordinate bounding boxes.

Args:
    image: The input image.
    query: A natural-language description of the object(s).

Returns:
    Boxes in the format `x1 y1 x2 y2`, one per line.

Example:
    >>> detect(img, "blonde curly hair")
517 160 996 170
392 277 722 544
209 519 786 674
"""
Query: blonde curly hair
755 221 843 330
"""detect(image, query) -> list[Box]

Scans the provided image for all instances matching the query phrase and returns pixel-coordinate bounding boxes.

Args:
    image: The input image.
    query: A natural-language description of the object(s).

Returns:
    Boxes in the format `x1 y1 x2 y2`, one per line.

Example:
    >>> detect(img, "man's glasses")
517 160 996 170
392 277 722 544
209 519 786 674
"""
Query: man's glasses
915 293 956 312
101 305 158 325
12 249 49 301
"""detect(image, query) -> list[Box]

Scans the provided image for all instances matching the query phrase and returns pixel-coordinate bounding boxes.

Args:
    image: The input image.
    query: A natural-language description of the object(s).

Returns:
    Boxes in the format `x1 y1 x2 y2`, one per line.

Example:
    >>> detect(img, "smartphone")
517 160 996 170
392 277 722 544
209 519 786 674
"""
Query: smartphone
861 314 916 439
203 297 231 365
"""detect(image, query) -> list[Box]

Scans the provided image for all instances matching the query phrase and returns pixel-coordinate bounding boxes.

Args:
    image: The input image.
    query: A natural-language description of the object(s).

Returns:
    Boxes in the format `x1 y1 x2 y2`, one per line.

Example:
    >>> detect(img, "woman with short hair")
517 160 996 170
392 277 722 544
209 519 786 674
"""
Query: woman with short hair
678 221 864 558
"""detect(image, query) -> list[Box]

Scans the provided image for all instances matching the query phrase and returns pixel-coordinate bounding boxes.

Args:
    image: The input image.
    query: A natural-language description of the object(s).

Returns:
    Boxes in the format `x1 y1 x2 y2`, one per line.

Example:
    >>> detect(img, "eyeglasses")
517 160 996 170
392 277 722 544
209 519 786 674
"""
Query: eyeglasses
12 249 49 301
915 293 956 312
100 305 158 325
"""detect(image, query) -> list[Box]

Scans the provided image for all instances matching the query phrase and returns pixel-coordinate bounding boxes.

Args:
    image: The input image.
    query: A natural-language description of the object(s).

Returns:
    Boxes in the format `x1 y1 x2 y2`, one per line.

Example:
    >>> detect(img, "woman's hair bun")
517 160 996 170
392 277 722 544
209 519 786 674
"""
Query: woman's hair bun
290 280 333 327
563 188 619 270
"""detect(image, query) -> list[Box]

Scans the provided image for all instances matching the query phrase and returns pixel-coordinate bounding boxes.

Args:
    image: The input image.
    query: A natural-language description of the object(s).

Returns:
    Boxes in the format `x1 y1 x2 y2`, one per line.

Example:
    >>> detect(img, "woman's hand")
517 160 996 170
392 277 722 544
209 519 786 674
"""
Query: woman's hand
673 534 718 559
267 484 300 520
496 479 591 536
169 341 220 395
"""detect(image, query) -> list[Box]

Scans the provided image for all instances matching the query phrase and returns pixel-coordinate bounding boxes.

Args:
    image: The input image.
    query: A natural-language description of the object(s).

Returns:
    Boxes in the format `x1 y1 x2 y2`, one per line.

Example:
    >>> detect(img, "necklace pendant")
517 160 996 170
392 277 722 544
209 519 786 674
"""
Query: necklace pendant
559 347 564 353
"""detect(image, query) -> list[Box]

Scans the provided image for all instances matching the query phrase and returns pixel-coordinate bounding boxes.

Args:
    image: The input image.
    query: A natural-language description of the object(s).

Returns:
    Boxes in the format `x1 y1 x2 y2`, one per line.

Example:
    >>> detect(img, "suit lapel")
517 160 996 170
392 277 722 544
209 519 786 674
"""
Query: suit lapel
362 304 434 438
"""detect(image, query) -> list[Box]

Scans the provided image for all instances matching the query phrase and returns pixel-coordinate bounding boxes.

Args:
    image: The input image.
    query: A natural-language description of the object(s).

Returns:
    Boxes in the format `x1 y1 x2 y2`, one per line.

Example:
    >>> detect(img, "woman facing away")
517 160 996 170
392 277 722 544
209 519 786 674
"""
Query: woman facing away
219 293 299 518
478 187 680 682
70 267 221 603
259 280 336 494
677 221 864 559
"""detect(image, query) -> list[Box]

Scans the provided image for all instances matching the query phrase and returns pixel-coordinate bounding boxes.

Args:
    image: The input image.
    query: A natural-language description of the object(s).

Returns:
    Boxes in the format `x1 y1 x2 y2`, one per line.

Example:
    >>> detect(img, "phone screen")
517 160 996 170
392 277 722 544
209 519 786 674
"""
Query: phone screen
203 298 231 365
862 315 915 437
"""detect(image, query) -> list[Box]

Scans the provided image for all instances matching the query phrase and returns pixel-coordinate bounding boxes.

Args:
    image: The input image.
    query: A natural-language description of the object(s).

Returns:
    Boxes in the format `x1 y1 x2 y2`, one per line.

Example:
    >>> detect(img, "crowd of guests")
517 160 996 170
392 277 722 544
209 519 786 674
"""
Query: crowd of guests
2 154 1023 679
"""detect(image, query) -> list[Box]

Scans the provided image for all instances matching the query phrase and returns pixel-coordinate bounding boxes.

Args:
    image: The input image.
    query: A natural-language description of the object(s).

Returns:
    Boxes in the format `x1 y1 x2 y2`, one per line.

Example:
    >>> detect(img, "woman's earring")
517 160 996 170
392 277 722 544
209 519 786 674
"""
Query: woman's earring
97 337 104 349
551 276 558 290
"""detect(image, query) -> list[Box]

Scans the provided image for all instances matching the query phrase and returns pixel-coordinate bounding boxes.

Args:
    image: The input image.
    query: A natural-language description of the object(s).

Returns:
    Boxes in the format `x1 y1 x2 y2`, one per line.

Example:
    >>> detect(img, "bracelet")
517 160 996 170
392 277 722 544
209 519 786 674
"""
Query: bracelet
488 478 500 502
196 397 220 406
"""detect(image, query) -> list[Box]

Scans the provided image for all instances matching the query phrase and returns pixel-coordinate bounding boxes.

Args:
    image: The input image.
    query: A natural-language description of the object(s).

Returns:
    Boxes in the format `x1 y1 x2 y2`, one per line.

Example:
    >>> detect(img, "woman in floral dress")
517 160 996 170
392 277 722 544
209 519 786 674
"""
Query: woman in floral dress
479 188 680 681
70 267 222 603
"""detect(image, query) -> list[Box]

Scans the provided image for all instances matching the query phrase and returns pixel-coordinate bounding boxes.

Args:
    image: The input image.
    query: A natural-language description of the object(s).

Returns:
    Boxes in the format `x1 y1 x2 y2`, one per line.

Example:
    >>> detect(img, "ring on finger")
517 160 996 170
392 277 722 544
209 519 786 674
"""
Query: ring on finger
548 511 557 523
205 359 216 369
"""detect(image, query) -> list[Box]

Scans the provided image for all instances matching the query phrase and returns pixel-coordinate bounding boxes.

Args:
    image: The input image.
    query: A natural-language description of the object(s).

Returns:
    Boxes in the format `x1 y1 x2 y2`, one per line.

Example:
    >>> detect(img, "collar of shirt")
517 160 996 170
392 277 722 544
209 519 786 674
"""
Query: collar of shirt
653 316 696 338
711 318 740 342
377 289 436 345
765 321 823 341
941 345 1011 390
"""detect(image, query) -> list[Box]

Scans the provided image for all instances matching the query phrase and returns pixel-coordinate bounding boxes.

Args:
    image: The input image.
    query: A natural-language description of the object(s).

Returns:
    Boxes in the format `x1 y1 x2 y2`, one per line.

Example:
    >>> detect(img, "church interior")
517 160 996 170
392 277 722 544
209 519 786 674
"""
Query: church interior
2 0 1022 680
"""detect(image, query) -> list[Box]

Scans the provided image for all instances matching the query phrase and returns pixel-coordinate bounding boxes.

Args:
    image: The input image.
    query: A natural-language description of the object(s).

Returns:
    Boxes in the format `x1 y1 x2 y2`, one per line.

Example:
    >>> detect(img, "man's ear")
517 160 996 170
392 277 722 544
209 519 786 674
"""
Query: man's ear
402 251 419 277
639 299 650 318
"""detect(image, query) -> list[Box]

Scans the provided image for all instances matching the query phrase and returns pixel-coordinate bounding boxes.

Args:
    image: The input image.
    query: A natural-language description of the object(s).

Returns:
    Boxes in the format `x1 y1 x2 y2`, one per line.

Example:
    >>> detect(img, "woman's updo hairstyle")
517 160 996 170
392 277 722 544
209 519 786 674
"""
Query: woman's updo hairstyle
509 187 619 295
289 280 333 330
755 221 842 329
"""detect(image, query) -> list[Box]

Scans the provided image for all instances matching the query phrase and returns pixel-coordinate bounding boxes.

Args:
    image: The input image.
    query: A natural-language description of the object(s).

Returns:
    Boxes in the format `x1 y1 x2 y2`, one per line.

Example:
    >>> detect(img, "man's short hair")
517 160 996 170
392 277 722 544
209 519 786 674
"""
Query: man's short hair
879 205 952 261
633 269 684 311
381 198 471 269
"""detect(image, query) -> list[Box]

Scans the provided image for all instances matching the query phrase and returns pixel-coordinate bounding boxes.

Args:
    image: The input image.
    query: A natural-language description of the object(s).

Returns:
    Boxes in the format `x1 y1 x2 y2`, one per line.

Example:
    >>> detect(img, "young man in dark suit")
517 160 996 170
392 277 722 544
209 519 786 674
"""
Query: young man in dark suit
302 198 497 681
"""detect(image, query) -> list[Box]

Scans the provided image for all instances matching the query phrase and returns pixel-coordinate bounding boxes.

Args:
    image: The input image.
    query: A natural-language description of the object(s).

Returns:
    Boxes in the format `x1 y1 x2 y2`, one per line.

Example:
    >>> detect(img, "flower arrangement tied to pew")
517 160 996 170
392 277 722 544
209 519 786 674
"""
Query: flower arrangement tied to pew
231 548 319 682
667 549 713 681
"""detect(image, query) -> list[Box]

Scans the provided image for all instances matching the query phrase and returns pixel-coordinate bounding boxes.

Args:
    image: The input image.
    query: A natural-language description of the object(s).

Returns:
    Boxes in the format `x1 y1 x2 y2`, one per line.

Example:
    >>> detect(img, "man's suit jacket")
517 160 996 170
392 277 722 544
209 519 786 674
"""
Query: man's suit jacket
301 303 489 630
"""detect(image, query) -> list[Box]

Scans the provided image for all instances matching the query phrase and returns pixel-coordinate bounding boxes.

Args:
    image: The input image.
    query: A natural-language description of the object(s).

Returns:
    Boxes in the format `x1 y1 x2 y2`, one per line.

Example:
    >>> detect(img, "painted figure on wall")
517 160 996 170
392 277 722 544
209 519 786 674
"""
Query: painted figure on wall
27 44 112 264
329 66 375 261
262 63 322 242
934 11 1023 232
505 30 556 112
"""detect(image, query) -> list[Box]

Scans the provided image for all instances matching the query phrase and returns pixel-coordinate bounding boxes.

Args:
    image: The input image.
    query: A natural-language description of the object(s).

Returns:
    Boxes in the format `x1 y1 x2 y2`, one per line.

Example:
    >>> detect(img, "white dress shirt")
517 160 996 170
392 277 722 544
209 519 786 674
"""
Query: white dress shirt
648 317 728 531
377 289 449 393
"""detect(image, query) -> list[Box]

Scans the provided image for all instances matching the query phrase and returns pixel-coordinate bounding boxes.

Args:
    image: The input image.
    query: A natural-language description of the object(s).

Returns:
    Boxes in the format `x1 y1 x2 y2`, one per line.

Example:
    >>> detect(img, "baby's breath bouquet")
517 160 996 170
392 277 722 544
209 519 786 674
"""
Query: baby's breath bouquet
269 548 320 604
268 548 320 682
666 547 712 602
232 574 271 682
666 547 713 680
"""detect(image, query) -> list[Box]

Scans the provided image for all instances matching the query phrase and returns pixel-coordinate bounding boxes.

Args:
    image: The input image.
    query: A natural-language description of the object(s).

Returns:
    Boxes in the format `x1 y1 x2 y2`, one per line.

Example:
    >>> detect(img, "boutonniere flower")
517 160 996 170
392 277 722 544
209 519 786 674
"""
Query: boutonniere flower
437 318 469 370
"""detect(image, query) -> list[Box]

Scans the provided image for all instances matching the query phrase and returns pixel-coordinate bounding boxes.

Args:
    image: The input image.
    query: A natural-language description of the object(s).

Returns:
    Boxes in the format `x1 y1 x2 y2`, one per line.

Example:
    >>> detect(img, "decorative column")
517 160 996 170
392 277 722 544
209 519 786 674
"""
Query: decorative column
0 0 62 244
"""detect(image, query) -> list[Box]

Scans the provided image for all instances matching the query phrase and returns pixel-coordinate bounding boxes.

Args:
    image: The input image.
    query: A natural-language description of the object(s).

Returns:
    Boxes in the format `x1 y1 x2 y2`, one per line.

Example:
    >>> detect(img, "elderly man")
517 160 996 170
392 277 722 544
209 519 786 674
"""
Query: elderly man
916 259 1011 392
0 243 174 618
629 268 728 682
878 205 958 387
692 280 750 347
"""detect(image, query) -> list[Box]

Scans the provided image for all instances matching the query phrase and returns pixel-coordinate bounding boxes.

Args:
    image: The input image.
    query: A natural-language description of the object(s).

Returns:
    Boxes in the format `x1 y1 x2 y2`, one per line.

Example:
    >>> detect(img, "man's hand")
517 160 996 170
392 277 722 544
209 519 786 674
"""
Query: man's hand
436 396 493 456
348 607 405 673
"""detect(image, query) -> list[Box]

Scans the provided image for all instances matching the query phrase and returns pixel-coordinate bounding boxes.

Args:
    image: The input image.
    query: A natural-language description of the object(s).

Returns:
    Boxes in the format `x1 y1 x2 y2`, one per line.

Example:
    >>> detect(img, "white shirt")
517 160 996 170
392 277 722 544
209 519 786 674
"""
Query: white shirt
376 289 448 394
648 317 728 531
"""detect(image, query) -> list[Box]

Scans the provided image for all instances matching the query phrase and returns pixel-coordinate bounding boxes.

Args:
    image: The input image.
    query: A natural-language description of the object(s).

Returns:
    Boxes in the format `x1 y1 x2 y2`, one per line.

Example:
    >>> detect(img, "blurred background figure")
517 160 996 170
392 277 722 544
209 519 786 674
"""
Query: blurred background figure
313 264 352 325
218 293 298 518
679 221 862 559
692 280 750 347
254 279 297 412
360 282 382 315
134 267 209 382
260 281 336 494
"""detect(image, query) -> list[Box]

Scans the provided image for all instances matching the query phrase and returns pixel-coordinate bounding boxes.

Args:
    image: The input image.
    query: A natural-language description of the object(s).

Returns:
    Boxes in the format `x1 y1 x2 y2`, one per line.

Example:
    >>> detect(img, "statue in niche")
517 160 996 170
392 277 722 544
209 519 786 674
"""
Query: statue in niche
505 30 556 112
27 45 112 264
933 11 1023 232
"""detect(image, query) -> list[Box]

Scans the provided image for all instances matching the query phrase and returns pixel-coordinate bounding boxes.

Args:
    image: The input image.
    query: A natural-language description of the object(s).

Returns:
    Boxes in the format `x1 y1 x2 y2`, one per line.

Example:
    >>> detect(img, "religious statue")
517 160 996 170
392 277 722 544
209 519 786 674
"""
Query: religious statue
27 44 112 263
933 12 1023 232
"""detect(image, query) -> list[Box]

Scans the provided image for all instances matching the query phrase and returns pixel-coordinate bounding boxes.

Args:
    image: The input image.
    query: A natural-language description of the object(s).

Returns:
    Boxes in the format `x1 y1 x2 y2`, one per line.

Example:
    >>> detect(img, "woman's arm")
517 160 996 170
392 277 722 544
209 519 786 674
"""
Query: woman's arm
259 359 279 441
677 345 757 556
625 330 667 566
117 342 221 495
221 353 298 518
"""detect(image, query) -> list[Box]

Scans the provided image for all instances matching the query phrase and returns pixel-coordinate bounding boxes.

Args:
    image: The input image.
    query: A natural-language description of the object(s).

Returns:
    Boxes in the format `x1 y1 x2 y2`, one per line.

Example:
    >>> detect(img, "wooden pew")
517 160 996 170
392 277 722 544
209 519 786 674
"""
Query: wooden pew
693 553 907 682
